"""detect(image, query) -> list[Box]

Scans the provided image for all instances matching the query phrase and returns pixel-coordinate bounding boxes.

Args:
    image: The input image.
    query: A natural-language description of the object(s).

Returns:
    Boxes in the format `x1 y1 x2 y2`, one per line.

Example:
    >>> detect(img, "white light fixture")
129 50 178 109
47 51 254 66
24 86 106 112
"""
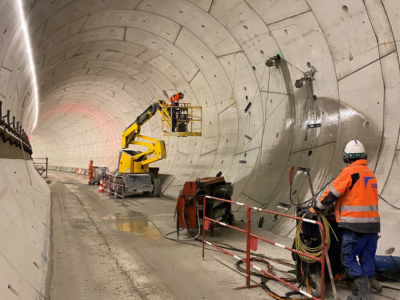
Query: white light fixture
17 0 39 133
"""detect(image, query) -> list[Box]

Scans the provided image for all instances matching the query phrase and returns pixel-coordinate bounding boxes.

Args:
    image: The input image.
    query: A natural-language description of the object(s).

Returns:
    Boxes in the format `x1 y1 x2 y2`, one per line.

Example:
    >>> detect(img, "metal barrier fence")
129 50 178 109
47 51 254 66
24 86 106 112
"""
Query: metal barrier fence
104 175 125 205
32 157 48 178
202 196 252 288
202 195 326 300
249 206 326 300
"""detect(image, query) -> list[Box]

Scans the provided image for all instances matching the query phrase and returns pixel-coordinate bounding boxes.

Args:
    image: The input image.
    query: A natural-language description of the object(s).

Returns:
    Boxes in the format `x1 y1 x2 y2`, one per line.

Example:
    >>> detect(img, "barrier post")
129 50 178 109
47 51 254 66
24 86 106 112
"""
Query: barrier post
115 179 118 202
202 196 255 289
245 204 251 287
202 197 205 260
320 225 326 299
250 206 327 300
202 196 327 298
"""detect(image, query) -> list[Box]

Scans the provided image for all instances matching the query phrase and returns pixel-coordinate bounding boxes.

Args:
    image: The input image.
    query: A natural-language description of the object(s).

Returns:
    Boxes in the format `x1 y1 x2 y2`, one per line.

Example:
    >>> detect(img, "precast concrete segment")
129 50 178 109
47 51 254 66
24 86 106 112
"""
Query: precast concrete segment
0 0 395 265
0 159 50 299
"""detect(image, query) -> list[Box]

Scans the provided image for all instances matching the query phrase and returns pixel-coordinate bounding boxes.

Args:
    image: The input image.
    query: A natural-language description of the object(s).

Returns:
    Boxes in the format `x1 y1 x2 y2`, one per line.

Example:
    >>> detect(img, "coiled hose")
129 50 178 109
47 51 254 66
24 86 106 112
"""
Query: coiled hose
295 211 338 263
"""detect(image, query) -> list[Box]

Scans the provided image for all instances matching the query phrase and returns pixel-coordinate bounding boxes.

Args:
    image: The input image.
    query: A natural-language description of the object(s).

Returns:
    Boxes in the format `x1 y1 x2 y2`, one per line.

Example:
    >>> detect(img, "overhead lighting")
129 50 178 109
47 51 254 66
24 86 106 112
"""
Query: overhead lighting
17 0 39 133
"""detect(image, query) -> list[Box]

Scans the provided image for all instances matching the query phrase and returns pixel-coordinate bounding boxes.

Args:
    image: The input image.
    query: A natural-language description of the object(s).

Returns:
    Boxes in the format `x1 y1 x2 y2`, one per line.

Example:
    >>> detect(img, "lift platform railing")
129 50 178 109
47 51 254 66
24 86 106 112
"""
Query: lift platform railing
202 195 326 300
161 103 202 137
202 196 252 289
249 206 326 300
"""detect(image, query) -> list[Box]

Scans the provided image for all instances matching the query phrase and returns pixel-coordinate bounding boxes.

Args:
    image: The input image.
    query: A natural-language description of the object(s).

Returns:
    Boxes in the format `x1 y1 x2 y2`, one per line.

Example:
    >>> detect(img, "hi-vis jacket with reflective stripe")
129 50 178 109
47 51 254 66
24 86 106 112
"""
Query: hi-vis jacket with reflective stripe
88 163 94 175
316 159 380 233
168 93 180 106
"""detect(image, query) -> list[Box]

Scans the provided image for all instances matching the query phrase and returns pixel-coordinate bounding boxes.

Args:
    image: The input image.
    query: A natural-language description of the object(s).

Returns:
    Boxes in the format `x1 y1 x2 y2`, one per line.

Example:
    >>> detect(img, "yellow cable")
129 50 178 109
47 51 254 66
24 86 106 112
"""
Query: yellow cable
295 212 338 263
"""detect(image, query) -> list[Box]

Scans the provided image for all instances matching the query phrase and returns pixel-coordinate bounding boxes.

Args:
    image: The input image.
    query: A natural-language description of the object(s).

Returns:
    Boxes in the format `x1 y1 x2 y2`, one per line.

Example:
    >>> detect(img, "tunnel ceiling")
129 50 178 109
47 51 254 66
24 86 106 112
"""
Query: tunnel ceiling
2 0 400 250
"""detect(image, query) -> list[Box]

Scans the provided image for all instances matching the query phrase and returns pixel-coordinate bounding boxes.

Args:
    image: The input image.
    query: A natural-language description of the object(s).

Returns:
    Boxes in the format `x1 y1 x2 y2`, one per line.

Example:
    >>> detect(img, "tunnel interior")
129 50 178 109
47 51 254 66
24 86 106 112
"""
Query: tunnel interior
1 0 400 287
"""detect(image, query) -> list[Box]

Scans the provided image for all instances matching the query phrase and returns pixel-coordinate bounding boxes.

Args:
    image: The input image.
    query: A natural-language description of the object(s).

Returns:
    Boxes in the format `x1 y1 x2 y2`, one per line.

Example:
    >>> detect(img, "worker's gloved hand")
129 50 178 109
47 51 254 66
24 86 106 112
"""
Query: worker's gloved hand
303 207 318 220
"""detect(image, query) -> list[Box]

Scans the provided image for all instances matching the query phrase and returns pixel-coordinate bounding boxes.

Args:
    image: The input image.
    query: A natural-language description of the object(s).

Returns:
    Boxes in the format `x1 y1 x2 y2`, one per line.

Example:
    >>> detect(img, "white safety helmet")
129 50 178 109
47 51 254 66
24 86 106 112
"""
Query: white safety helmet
344 140 366 159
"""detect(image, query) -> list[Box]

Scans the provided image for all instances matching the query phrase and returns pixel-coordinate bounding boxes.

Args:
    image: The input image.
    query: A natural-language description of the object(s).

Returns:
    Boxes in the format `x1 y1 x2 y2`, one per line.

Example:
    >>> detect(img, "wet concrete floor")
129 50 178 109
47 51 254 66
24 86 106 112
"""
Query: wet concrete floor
45 170 400 300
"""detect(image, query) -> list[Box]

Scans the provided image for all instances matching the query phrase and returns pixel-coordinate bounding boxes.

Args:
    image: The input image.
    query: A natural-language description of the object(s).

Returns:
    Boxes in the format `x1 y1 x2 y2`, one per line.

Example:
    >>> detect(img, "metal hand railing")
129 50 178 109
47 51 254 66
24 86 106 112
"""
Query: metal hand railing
202 195 327 300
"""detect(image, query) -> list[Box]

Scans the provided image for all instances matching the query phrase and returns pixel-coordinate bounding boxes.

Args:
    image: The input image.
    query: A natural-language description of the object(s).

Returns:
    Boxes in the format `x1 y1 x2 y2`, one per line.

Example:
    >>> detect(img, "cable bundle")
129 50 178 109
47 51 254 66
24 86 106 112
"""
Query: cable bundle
295 212 338 263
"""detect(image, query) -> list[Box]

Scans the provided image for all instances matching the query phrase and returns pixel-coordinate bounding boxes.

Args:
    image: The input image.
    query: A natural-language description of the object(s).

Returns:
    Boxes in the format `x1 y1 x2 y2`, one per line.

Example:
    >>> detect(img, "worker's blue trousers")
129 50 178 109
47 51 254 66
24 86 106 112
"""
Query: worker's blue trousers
341 229 378 278
171 108 177 132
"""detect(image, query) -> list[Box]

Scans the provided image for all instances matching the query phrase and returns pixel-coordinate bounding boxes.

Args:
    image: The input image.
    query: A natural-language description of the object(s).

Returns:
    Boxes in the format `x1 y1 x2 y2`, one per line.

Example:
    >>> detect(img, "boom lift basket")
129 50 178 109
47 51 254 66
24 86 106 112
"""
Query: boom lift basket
160 103 202 137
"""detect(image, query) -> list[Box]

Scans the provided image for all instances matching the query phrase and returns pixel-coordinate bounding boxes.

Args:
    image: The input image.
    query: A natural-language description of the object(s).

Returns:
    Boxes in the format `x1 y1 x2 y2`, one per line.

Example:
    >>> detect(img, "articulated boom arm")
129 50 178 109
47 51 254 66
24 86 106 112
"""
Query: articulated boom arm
119 100 171 173
121 100 170 149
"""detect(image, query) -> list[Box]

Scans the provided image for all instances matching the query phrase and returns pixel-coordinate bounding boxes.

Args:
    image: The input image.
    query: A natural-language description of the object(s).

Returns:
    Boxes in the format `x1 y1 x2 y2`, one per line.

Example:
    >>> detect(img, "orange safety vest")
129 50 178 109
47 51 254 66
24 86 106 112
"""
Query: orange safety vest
168 93 180 107
88 163 94 174
316 159 380 233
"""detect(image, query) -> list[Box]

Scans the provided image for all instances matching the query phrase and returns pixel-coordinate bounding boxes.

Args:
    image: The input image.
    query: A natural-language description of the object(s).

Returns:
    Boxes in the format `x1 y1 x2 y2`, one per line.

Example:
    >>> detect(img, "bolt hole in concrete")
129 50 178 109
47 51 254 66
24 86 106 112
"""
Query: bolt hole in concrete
385 247 395 254
342 5 348 11
102 213 159 240
308 150 312 156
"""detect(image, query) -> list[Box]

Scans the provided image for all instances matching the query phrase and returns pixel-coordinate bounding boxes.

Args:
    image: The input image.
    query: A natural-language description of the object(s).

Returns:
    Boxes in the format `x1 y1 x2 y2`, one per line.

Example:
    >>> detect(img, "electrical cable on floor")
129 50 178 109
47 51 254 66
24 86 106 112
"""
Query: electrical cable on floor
235 257 306 300
121 191 397 297
145 209 400 299
381 285 400 291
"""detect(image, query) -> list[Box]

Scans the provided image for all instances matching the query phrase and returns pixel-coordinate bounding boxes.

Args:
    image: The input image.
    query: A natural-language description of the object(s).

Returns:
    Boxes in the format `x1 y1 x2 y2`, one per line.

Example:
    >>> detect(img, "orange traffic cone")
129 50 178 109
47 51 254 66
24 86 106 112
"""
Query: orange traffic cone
98 179 104 193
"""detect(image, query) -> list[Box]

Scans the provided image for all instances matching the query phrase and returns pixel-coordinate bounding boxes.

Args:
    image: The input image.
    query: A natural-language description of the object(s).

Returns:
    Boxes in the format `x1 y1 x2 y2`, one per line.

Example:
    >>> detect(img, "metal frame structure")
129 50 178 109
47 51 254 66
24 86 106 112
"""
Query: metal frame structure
161 103 202 137
32 157 48 178
202 196 252 287
105 175 126 206
202 195 327 300
0 101 32 155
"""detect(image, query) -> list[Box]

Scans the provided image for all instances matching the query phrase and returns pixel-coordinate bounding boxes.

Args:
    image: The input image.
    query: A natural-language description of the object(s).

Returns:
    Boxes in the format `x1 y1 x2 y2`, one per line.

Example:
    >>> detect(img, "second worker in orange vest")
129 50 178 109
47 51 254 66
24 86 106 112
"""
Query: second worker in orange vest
304 140 380 300
88 160 94 183
168 92 184 132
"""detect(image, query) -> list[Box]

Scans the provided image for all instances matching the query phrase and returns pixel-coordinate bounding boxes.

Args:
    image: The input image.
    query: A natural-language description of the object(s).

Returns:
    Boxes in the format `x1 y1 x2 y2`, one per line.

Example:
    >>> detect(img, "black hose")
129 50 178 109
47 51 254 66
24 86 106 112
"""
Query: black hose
381 285 400 291
289 178 334 207
236 258 302 300
379 195 400 210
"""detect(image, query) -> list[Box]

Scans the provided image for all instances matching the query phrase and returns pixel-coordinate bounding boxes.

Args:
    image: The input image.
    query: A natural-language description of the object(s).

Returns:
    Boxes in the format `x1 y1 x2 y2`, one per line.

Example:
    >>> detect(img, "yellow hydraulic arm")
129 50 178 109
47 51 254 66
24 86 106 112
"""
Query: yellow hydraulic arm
119 100 171 174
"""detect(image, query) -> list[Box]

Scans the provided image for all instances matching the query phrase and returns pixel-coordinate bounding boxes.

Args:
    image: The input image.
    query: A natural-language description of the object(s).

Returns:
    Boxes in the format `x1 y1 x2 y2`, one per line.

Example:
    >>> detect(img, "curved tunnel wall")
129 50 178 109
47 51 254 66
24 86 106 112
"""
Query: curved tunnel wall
1 0 395 254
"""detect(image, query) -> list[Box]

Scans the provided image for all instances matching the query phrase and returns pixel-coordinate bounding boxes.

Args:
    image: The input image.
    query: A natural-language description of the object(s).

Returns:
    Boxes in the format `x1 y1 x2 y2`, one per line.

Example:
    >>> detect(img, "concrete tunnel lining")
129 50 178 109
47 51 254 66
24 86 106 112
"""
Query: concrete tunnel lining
1 0 400 298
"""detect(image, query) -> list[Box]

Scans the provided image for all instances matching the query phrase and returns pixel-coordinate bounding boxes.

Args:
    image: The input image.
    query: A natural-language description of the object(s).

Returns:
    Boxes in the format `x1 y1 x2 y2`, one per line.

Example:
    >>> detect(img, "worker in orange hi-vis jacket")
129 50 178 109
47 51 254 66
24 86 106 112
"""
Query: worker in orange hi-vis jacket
304 140 381 300
88 160 94 184
168 92 184 132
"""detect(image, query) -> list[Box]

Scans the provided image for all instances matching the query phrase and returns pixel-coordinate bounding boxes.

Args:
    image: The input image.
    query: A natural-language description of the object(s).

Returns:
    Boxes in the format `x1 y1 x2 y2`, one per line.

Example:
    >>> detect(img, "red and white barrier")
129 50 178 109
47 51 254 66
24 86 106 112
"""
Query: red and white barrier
202 195 326 300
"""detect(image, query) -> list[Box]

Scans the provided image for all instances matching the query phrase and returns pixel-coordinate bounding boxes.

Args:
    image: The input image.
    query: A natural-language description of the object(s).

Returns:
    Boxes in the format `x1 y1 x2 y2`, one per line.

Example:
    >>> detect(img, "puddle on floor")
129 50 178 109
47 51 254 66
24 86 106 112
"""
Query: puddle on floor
102 212 160 240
